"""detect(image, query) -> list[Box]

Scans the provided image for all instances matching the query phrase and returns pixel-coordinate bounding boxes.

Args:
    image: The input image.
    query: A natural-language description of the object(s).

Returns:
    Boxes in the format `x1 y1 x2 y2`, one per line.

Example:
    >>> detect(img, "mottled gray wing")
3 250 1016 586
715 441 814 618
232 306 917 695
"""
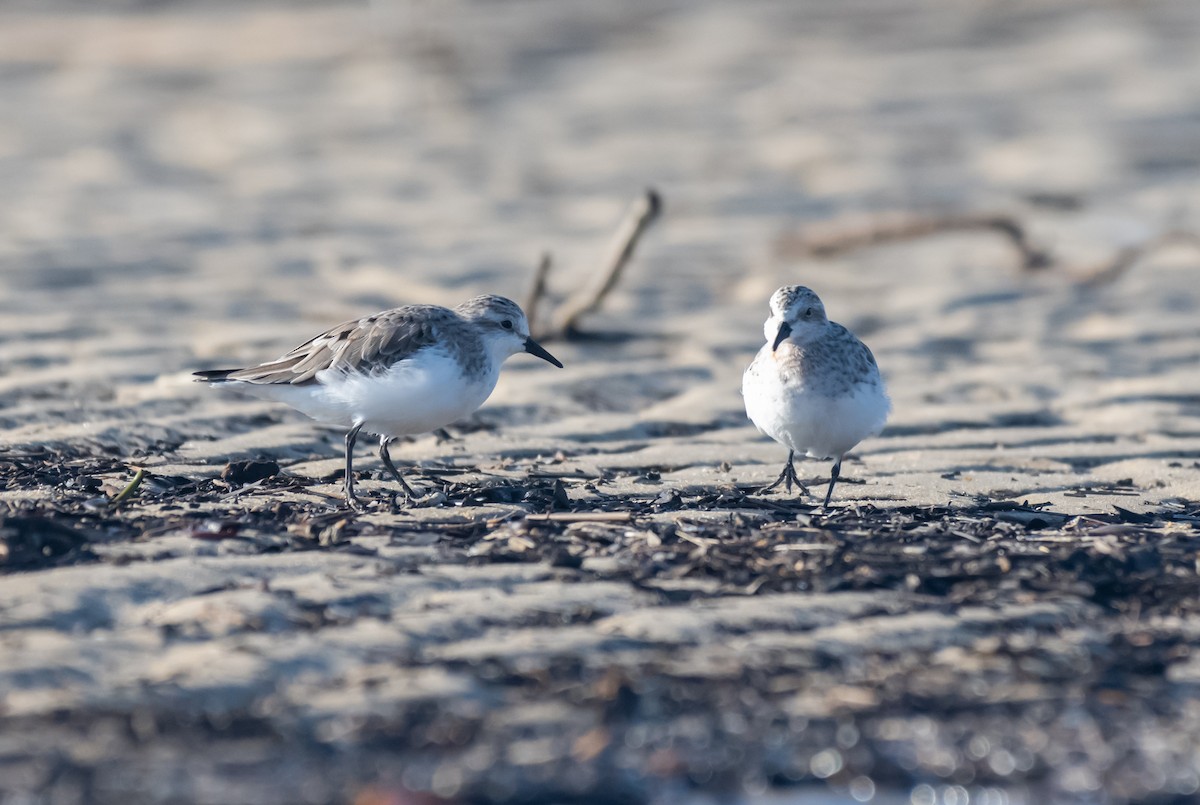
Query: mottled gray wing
224 305 453 385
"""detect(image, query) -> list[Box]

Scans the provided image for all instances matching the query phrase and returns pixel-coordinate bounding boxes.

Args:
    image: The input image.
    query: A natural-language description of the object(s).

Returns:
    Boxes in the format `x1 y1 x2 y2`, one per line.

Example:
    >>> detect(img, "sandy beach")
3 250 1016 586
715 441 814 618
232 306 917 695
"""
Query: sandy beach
3 1 1200 802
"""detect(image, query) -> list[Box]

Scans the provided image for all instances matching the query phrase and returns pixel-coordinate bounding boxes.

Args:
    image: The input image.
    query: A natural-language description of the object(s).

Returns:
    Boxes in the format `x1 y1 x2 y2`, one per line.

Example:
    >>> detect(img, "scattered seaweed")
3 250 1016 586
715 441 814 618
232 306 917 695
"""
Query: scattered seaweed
4 446 1200 802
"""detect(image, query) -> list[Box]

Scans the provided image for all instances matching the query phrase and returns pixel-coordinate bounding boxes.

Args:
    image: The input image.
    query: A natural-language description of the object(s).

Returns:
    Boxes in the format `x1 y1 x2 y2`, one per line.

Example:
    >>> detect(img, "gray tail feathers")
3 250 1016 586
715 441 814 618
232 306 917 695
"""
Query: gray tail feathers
193 369 237 382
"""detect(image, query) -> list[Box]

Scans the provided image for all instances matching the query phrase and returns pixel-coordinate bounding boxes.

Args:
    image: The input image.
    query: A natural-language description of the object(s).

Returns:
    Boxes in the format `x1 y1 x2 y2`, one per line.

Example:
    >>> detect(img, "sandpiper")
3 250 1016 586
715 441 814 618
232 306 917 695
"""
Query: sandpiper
742 285 889 506
196 295 562 509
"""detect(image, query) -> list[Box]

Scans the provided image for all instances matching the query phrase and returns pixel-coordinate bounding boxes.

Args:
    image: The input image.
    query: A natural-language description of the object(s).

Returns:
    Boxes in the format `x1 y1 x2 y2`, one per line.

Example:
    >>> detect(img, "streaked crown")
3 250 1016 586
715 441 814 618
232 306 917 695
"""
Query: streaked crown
454 294 531 338
769 285 826 320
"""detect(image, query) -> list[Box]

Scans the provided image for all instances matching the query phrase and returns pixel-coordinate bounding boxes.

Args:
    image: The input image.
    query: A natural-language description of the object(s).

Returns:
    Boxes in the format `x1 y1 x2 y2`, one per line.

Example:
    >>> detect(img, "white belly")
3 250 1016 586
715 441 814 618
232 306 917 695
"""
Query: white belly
743 351 889 459
232 348 500 438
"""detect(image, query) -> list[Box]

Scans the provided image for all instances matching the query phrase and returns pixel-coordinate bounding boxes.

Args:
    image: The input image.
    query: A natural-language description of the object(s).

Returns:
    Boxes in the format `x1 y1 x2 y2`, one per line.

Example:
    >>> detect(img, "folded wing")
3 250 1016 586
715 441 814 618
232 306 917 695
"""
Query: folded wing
196 306 452 386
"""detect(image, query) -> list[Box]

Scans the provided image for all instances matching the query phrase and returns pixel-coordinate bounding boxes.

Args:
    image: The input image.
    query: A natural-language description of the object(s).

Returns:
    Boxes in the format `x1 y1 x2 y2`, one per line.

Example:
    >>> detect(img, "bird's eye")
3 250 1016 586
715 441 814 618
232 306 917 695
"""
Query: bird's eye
501 319 514 330
803 308 813 318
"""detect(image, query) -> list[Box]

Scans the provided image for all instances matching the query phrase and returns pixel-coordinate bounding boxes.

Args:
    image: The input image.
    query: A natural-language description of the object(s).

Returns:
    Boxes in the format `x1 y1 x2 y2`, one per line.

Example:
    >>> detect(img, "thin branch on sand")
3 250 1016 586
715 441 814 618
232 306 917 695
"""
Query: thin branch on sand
1077 231 1200 287
552 189 662 336
773 210 1200 285
523 511 632 523
774 211 1051 271
523 252 553 333
527 189 662 340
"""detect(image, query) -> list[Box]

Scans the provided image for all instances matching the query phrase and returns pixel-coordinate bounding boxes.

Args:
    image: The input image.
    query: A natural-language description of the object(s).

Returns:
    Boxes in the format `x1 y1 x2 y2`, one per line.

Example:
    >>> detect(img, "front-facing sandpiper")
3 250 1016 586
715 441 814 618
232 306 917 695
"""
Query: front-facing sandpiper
196 295 562 510
742 285 890 506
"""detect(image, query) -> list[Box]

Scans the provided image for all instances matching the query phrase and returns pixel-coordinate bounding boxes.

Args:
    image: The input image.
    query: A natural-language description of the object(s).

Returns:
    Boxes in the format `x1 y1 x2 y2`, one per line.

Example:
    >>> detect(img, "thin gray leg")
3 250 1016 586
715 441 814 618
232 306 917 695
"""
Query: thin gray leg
823 457 843 507
379 436 417 500
344 422 365 511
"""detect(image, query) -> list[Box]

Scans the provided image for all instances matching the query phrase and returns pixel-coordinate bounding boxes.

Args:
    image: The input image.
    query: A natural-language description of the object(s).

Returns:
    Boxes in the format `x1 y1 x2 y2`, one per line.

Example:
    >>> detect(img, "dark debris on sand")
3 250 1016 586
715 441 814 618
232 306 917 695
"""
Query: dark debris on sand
4 446 1200 803
455 489 1200 616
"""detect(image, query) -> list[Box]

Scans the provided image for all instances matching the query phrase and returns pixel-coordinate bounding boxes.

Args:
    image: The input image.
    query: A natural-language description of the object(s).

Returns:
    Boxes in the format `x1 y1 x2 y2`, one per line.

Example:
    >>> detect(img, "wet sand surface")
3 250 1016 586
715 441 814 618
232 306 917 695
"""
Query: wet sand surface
3 1 1200 802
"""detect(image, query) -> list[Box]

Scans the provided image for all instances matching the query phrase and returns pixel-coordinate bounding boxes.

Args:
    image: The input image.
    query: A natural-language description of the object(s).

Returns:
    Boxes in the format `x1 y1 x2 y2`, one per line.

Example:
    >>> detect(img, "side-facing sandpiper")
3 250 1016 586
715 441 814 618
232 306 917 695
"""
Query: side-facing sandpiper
195 295 562 509
742 285 889 506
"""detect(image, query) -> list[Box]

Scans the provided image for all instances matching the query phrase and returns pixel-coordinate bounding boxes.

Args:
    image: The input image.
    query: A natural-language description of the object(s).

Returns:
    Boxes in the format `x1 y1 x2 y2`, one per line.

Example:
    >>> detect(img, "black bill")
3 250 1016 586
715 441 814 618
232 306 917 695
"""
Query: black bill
524 337 564 368
772 322 792 352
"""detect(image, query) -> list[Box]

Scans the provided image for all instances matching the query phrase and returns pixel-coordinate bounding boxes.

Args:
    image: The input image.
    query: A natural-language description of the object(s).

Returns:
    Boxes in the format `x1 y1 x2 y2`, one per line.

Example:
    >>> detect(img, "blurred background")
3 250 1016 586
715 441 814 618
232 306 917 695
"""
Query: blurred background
4 0 1198 326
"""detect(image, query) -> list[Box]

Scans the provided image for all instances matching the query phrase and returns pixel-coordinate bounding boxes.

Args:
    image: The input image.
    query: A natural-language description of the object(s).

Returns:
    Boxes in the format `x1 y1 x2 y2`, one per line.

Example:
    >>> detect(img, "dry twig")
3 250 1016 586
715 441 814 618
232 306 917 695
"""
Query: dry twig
523 252 553 333
527 189 662 340
1077 231 1200 287
774 211 1051 271
773 209 1200 287
524 511 633 523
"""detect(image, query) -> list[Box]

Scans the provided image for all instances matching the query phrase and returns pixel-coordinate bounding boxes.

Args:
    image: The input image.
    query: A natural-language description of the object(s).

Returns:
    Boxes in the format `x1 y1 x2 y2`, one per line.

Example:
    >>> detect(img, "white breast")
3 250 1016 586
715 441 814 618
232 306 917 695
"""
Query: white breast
743 346 889 459
231 347 501 439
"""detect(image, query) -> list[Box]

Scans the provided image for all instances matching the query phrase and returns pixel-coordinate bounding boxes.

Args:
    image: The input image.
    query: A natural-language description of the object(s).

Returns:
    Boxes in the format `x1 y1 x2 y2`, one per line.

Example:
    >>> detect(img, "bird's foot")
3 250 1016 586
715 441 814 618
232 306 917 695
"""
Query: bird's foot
761 469 788 493
762 461 807 496
343 487 367 513
388 476 420 507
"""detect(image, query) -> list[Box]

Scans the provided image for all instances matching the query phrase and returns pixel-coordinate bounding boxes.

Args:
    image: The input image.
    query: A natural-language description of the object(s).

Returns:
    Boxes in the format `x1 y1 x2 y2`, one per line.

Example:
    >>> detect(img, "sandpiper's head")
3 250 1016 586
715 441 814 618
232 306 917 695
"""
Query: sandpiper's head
455 295 563 367
764 285 828 351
